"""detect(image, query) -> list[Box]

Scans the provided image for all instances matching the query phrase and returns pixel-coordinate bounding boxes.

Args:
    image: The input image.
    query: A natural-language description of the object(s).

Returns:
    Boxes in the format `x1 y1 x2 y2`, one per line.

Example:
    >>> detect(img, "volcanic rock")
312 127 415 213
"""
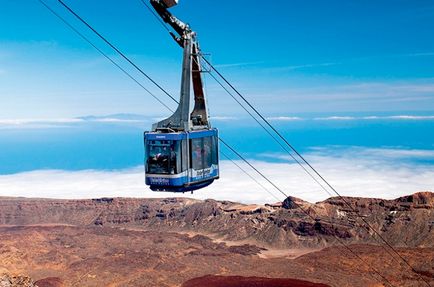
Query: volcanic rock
34 277 63 287
0 192 433 249
0 274 37 287
0 192 432 286
181 275 331 287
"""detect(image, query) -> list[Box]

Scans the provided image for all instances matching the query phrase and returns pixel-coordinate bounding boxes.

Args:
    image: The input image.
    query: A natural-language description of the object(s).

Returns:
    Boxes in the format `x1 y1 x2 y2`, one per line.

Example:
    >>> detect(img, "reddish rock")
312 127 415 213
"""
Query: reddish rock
181 275 330 287
34 277 64 287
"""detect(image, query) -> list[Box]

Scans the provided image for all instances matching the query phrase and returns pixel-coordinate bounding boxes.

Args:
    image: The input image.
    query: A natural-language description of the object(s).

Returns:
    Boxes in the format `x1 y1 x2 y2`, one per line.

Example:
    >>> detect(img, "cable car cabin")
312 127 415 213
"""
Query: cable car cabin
145 0 219 192
144 129 219 192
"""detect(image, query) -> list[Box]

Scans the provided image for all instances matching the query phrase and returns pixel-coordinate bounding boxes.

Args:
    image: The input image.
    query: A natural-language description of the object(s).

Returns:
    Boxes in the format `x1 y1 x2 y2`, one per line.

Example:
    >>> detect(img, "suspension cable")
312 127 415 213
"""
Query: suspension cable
39 0 282 211
39 0 283 206
203 63 334 198
204 58 431 287
143 3 427 284
57 0 179 104
220 151 281 203
39 1 405 285
218 138 396 287
38 0 174 112
140 0 335 201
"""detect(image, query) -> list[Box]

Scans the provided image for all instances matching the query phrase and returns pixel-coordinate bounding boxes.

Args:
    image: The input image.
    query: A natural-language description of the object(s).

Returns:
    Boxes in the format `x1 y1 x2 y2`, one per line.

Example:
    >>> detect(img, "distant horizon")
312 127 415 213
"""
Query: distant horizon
2 110 434 121
1 115 433 203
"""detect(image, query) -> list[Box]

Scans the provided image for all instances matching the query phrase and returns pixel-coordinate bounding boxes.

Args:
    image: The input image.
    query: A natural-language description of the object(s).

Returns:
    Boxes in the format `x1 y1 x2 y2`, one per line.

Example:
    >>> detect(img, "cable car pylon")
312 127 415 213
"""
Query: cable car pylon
144 0 219 192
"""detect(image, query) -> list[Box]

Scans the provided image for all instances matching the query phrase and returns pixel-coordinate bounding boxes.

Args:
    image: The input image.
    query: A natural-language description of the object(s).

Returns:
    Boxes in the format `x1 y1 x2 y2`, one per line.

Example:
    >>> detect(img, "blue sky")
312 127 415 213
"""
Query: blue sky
1 1 434 202
1 0 434 119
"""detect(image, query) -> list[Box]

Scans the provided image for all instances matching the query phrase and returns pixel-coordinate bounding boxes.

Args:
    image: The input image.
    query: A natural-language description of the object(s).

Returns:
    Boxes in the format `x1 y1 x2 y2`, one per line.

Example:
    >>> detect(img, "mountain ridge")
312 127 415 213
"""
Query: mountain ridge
0 192 432 286
0 191 432 249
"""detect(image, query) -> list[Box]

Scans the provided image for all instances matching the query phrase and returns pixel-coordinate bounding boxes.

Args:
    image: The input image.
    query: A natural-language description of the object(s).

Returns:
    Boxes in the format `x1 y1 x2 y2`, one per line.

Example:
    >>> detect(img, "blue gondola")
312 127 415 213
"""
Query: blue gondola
144 129 219 192
144 0 219 192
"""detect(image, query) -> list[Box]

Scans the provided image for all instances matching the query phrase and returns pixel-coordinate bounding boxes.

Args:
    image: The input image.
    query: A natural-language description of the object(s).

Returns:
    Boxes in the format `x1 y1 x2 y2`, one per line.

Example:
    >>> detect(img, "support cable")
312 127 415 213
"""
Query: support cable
39 0 280 212
218 138 396 287
204 64 334 198
40 0 282 205
57 0 179 105
39 2 401 285
139 0 335 200
220 150 281 203
38 0 174 112
203 58 431 287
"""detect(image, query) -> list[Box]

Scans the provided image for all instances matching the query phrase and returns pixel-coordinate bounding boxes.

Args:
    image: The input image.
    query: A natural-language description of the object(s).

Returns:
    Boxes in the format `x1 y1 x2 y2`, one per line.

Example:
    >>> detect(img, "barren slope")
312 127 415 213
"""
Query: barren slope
0 192 432 286
0 192 432 248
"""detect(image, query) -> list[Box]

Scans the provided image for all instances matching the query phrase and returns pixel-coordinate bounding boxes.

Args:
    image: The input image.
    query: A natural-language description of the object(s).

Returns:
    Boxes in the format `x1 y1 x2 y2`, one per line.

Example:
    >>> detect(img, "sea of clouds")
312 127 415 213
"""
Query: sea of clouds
0 114 433 203
0 146 432 204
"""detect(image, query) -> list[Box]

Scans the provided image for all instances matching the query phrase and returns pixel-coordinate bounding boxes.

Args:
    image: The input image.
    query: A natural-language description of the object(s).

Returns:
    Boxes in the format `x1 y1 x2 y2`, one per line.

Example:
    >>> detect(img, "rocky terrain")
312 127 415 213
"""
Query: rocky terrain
0 192 432 286
0 274 37 287
181 275 331 287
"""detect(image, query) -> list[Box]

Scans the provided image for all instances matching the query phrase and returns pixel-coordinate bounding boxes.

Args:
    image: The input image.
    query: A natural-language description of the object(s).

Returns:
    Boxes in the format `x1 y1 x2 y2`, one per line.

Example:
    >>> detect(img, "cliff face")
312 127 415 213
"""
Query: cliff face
0 192 432 249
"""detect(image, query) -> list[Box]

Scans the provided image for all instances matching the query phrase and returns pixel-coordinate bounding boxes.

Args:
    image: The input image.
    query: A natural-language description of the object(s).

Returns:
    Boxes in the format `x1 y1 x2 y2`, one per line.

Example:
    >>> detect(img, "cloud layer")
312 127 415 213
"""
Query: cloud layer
1 113 434 129
0 147 432 204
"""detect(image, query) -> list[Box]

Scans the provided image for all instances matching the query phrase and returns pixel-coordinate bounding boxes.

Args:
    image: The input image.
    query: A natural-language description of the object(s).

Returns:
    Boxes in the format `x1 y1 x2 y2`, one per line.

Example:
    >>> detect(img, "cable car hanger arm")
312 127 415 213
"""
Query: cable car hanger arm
150 0 209 132
150 0 190 47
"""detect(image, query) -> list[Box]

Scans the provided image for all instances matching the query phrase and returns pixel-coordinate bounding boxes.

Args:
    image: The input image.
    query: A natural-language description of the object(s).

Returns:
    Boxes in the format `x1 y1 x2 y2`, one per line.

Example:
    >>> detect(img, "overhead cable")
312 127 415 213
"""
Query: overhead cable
39 1 407 285
38 0 174 112
203 57 431 287
57 0 179 105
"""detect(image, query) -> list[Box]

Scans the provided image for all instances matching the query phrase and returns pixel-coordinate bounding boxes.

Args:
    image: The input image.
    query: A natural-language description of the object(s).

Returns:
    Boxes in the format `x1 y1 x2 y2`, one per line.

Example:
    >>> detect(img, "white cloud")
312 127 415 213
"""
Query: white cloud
354 147 434 159
357 115 434 120
0 115 151 129
210 116 238 121
266 116 302 121
1 113 434 130
0 118 83 125
91 118 143 123
307 115 434 121
310 113 434 121
0 118 85 129
314 116 356 121
0 147 432 204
